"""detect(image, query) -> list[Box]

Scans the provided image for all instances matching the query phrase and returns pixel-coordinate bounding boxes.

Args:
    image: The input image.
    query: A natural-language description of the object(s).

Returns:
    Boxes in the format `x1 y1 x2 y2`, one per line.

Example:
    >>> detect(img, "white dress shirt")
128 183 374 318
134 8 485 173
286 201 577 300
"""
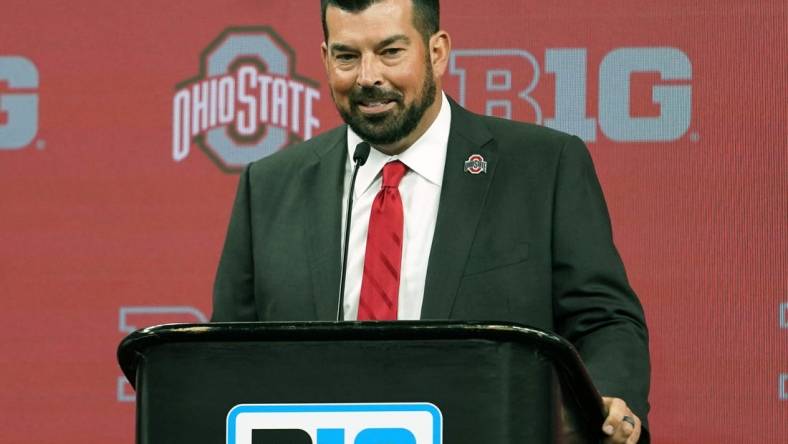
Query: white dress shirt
341 92 451 320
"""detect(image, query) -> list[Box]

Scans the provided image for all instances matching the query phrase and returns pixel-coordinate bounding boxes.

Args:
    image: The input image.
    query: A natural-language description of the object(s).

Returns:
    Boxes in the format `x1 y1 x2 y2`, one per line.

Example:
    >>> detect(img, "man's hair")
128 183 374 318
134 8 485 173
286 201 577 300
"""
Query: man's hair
321 0 440 43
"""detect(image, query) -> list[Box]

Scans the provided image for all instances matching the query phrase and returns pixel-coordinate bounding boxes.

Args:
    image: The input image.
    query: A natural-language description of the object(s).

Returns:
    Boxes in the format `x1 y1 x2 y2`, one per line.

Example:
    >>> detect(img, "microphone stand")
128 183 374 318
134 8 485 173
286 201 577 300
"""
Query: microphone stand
336 141 371 321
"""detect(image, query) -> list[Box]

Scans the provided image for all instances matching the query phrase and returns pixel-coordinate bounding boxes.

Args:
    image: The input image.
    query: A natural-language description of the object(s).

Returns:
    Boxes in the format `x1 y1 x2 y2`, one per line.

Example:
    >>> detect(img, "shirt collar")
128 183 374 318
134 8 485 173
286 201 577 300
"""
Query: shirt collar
347 92 451 197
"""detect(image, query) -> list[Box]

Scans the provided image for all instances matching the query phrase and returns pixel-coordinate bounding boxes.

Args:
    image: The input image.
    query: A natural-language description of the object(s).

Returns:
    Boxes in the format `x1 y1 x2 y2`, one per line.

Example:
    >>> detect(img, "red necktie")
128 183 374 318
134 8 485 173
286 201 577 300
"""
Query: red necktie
357 161 408 320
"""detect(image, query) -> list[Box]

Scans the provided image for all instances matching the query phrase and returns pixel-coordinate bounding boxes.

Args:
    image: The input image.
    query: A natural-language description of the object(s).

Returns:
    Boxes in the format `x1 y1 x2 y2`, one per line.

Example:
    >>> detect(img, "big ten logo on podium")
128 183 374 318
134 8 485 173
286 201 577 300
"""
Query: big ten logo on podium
0 56 39 150
228 403 442 444
448 47 692 143
116 306 208 402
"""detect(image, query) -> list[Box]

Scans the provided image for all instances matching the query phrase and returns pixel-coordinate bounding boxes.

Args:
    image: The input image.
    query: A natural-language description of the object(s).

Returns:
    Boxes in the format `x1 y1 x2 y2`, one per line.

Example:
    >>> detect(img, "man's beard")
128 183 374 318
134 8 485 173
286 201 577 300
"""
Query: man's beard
335 64 437 146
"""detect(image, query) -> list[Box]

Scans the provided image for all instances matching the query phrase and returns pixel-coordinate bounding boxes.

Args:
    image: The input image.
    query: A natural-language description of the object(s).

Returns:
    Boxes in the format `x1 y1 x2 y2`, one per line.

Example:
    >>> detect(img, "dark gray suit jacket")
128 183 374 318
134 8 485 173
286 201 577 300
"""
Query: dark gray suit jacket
212 99 650 429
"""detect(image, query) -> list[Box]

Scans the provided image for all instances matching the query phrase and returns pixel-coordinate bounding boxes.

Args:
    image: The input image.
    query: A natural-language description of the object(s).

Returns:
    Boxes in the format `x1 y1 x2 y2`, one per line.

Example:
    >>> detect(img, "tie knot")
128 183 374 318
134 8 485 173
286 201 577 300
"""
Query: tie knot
382 160 407 188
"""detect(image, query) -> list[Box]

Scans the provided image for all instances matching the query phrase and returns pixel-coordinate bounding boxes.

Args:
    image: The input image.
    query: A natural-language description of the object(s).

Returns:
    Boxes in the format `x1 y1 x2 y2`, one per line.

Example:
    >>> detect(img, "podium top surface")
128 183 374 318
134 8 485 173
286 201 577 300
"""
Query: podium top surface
117 321 606 436
118 322 609 441
120 321 595 388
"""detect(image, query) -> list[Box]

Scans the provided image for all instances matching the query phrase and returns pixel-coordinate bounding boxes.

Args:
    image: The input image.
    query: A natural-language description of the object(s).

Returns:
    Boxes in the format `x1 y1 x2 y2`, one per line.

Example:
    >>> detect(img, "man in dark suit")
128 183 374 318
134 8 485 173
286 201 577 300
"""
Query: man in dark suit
212 0 649 442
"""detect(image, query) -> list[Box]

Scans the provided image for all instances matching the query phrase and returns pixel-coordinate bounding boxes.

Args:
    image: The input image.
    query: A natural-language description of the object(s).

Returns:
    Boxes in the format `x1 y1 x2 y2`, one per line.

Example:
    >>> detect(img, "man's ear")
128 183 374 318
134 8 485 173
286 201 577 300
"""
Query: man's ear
429 30 451 78
321 41 329 72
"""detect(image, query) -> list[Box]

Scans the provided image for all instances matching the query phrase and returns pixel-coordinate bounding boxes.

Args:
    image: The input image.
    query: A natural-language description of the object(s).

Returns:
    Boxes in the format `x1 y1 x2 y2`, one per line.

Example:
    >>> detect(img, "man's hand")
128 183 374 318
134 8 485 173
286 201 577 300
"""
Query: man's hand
602 397 641 443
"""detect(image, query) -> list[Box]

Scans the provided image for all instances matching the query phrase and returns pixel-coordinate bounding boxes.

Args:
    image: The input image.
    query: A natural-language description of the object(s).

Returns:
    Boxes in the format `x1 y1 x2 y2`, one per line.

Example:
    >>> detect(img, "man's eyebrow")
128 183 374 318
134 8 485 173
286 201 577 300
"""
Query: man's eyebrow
329 43 357 54
376 34 410 50
329 35 411 54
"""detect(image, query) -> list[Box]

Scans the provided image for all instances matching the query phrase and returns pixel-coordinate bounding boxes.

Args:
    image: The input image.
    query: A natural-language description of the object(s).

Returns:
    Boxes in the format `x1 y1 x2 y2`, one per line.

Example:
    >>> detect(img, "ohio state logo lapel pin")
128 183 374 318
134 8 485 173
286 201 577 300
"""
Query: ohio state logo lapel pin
464 154 488 174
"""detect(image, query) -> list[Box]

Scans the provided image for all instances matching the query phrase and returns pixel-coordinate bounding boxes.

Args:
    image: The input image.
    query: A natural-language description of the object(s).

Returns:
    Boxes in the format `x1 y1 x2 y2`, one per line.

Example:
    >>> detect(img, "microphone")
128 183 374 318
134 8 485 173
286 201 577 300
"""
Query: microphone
336 141 372 321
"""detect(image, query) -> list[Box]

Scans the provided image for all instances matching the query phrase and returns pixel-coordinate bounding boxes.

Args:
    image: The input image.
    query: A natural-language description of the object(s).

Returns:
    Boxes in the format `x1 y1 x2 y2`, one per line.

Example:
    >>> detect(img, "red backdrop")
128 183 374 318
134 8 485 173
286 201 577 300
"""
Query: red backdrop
0 1 785 442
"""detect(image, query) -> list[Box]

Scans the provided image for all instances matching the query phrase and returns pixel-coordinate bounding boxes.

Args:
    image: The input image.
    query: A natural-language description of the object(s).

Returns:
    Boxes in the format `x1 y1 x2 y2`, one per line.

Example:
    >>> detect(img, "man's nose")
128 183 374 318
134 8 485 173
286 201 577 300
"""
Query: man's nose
356 55 383 87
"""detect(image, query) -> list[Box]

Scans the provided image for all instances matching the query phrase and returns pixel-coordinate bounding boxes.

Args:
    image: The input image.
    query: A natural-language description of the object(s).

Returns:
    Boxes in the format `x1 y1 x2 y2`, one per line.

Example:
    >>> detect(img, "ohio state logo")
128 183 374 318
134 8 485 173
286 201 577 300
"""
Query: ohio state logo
172 26 321 172
464 154 487 175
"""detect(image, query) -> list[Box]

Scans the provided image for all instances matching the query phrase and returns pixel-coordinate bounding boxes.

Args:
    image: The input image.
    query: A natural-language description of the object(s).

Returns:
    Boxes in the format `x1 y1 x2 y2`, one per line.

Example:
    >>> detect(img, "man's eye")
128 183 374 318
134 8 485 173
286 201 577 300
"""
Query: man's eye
382 48 404 57
335 54 357 62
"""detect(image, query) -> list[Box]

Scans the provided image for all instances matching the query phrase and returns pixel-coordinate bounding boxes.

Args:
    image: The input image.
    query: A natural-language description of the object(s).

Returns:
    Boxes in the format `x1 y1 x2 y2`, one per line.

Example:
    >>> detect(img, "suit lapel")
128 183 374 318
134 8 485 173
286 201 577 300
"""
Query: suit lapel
421 101 497 319
302 128 348 320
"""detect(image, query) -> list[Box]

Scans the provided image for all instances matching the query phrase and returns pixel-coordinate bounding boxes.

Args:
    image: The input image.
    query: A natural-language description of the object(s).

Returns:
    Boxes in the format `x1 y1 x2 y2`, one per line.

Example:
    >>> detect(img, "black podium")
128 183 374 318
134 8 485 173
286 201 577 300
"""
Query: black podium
118 321 605 443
